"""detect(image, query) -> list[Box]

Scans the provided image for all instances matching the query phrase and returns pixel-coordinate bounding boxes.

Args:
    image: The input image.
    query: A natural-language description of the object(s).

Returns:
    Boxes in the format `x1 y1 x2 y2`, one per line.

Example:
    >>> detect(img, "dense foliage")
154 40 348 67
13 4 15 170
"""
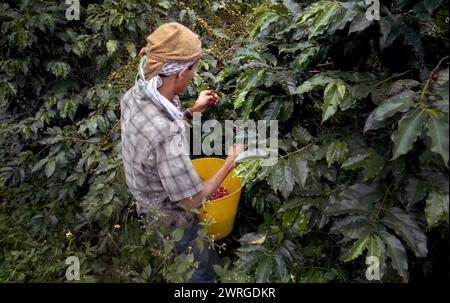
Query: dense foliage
0 0 448 282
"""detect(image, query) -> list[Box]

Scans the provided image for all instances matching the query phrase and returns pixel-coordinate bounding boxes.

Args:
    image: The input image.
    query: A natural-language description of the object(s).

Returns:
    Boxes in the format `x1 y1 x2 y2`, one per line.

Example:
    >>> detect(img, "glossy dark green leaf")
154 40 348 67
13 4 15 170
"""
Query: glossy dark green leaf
424 0 443 14
45 159 56 178
379 14 404 50
282 0 301 16
292 125 313 144
288 154 309 188
326 140 349 167
348 12 373 34
274 254 288 278
330 215 373 239
425 190 449 229
255 256 273 283
279 100 294 122
382 207 428 257
325 183 382 216
379 231 408 278
391 109 427 160
343 234 370 262
261 100 282 121
322 81 346 122
295 75 334 94
364 91 416 132
426 111 449 166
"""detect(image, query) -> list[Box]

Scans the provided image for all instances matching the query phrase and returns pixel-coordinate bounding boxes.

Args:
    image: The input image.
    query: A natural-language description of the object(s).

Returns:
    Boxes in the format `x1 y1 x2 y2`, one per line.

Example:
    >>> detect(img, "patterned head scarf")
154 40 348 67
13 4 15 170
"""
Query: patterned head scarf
138 22 202 81
133 22 202 121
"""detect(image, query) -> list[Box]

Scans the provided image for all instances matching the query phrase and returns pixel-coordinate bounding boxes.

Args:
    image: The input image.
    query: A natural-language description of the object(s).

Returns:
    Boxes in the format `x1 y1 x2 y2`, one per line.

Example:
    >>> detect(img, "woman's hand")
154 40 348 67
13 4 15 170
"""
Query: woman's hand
189 90 220 113
225 143 245 169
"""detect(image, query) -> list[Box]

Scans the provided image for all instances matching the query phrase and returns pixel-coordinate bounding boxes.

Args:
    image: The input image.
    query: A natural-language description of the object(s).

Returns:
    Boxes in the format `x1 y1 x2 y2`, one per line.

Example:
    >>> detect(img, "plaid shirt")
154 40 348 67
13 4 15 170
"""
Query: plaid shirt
120 87 203 228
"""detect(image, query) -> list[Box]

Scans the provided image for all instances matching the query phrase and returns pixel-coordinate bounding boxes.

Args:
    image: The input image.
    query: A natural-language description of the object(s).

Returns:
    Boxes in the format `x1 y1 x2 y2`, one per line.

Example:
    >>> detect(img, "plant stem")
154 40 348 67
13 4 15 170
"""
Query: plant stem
279 143 314 159
375 70 413 87
373 180 395 223
418 56 449 106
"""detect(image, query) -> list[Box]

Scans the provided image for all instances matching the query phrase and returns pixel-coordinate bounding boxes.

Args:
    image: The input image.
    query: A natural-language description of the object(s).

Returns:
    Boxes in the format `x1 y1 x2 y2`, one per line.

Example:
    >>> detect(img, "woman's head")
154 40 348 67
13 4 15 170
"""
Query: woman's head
138 22 202 82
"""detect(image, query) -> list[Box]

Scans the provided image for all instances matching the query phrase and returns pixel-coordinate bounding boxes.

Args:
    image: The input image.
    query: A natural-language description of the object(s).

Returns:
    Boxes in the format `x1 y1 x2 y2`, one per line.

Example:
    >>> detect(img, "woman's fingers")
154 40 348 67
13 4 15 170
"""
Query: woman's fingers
200 90 220 105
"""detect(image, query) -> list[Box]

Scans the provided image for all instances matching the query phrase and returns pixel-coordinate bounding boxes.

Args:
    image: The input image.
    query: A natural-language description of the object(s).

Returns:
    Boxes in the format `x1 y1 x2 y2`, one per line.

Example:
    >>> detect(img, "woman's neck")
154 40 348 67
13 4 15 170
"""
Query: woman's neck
158 77 176 103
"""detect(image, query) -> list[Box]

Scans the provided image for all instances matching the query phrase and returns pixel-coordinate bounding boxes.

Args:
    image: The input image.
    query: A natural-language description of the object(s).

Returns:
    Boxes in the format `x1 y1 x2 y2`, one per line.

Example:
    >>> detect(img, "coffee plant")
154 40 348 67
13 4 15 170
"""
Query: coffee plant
0 0 448 283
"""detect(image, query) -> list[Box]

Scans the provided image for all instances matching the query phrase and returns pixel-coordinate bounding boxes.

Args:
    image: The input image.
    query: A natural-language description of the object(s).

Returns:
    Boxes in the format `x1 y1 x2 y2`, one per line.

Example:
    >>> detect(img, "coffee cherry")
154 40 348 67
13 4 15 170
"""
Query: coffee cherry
431 72 439 81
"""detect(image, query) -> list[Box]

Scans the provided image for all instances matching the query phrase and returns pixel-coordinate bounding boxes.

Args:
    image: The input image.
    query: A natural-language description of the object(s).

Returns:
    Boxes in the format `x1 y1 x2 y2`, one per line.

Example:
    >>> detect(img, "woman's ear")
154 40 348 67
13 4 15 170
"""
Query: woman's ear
177 67 190 80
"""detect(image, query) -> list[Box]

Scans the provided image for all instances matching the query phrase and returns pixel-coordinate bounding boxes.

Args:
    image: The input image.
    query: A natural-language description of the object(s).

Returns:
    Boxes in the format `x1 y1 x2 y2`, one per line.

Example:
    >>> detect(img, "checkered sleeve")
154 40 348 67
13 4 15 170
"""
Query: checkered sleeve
155 132 204 202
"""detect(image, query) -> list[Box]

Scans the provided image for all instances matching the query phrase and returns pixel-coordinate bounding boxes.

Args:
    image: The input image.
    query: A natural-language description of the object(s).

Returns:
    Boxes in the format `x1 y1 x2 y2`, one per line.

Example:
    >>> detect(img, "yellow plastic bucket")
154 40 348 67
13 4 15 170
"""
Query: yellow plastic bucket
192 158 243 240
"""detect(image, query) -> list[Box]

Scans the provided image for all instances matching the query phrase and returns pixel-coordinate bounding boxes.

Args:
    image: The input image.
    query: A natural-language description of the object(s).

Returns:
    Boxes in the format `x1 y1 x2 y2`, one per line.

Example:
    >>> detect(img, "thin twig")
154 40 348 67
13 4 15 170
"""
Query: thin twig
419 56 449 106
279 143 314 159
373 180 395 223
375 70 413 87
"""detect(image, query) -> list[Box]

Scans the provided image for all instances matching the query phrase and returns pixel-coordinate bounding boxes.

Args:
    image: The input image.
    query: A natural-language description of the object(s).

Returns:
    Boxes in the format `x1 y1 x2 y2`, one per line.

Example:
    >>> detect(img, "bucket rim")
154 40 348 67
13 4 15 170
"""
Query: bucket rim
192 157 243 203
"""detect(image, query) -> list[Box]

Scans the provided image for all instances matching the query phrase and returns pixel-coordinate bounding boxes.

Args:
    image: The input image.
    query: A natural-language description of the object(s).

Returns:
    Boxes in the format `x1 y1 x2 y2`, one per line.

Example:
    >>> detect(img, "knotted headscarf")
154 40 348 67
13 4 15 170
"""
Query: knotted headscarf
133 22 202 121
138 22 202 81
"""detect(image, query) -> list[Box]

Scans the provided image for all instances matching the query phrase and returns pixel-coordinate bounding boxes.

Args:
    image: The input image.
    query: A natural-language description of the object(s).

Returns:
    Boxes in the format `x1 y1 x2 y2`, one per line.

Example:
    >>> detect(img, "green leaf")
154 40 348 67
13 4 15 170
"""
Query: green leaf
143 264 152 279
45 159 56 178
243 69 265 90
46 61 70 78
381 207 428 258
424 0 443 14
106 40 119 56
251 11 279 37
292 125 313 144
124 41 136 59
322 81 346 122
364 91 416 132
306 2 341 39
261 100 282 121
279 100 294 122
362 153 384 180
255 256 273 283
239 232 266 244
341 152 373 170
326 140 349 167
163 239 175 257
342 151 384 180
379 14 404 50
32 158 48 173
389 80 420 96
325 183 382 216
288 154 309 188
379 231 408 278
366 234 383 260
249 234 267 245
331 215 373 239
269 159 295 200
348 12 373 34
283 0 301 16
391 109 426 160
426 112 449 166
171 227 184 242
327 6 357 34
292 46 320 70
425 190 449 229
340 84 371 111
274 254 288 278
237 251 264 272
344 234 370 262
234 90 248 110
295 75 334 94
